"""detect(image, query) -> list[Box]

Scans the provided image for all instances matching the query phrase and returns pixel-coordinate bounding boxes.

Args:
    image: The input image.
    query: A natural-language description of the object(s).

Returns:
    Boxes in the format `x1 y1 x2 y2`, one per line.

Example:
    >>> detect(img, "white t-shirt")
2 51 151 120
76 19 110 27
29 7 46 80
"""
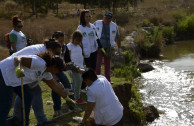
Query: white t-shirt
11 44 46 57
0 55 52 87
87 75 123 125
67 43 84 68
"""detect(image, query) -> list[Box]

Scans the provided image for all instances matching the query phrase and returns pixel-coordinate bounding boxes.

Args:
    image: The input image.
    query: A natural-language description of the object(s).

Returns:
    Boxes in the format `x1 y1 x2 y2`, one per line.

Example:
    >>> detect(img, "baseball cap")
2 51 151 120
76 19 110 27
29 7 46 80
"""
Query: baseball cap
104 12 112 19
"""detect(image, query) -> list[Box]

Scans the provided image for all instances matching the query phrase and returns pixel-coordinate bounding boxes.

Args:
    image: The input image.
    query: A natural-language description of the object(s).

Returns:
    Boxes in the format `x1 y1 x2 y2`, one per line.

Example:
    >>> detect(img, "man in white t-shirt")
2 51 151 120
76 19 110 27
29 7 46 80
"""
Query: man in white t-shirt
81 69 123 125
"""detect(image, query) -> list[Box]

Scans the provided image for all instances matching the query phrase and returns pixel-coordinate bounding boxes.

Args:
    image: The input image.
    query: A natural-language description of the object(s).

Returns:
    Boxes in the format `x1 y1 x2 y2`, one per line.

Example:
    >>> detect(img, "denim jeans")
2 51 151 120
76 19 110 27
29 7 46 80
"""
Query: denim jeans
13 85 48 125
96 48 111 81
52 71 71 111
71 72 82 100
0 70 32 126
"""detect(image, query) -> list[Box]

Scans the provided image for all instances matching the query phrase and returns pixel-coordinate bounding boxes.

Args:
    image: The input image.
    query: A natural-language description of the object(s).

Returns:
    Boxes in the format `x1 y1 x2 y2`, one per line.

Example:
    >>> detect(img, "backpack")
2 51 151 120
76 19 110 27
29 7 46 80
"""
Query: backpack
4 33 11 49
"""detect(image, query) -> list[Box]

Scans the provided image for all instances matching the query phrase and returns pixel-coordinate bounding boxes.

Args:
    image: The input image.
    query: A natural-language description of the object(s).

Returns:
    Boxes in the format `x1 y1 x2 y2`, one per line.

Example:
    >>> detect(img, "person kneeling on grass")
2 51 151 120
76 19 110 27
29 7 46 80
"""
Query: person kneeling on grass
81 69 123 126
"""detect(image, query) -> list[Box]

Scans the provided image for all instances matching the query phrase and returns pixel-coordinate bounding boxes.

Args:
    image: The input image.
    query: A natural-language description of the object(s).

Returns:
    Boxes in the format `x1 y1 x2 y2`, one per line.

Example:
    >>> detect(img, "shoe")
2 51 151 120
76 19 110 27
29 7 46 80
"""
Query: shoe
6 116 20 126
110 82 114 84
37 119 55 126
53 110 63 118
76 99 86 104
73 106 82 113
81 89 87 93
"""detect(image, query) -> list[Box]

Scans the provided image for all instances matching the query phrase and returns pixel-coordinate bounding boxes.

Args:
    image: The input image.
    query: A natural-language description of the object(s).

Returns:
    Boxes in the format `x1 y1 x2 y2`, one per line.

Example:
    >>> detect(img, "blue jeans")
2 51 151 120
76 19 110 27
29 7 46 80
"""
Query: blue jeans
71 72 82 100
52 71 71 111
0 70 32 126
13 85 48 125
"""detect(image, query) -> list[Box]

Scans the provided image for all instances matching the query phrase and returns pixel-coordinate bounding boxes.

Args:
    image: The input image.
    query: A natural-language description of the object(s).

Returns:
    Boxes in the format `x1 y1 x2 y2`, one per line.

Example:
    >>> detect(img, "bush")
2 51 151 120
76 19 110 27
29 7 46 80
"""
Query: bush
140 19 153 27
135 27 163 58
162 26 174 44
177 14 194 39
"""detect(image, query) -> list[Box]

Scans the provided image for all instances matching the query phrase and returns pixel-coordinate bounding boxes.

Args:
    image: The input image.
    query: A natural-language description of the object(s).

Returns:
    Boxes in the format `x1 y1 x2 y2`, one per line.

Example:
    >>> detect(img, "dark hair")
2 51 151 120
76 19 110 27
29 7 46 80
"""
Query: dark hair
72 30 83 42
43 39 62 55
82 69 97 82
11 15 22 27
52 31 65 39
80 10 90 27
37 52 65 71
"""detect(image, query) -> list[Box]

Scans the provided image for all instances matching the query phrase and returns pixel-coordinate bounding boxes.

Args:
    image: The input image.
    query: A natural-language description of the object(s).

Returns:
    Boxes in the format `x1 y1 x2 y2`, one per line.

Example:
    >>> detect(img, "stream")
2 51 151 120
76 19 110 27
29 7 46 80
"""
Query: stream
136 40 194 126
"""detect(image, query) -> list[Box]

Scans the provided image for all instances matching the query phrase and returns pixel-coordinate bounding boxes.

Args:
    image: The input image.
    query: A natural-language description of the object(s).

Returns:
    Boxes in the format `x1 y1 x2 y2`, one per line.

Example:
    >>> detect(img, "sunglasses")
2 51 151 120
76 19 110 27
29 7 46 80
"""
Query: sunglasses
17 25 23 28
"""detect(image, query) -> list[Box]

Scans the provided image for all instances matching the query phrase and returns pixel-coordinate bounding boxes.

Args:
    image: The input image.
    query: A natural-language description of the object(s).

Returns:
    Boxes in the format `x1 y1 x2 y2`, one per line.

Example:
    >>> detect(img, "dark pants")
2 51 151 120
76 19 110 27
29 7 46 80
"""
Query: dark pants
82 51 97 89
0 70 32 126
51 71 71 111
84 51 97 70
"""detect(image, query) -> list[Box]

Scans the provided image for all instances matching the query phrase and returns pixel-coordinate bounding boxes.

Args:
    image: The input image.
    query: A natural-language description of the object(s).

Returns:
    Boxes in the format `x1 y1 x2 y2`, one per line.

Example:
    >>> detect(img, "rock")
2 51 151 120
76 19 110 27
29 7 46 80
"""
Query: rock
143 105 159 122
137 63 154 72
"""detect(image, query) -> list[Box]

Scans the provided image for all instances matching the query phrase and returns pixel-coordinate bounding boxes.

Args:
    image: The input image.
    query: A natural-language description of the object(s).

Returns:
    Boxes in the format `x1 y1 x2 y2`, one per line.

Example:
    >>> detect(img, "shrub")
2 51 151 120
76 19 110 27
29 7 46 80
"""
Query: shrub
177 14 194 39
162 26 174 44
171 10 186 22
135 27 163 58
140 19 153 27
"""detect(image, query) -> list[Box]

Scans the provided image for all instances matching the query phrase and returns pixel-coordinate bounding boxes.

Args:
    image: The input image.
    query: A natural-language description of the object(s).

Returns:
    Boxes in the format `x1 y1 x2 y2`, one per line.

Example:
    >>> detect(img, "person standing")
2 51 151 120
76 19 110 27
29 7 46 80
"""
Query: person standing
81 69 123 125
94 12 121 82
77 10 98 71
67 30 85 104
51 31 73 117
9 15 27 55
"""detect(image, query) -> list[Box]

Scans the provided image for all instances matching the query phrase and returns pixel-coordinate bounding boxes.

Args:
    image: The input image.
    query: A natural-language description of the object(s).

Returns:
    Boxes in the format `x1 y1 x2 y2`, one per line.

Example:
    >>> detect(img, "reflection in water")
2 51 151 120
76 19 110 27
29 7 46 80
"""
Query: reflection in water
137 40 194 126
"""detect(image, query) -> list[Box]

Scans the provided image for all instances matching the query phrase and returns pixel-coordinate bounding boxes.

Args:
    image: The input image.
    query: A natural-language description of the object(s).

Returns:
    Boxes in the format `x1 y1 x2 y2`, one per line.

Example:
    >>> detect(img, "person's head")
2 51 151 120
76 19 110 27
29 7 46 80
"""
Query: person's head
52 31 65 46
11 15 23 31
103 12 112 24
72 30 83 45
44 39 62 55
37 52 65 74
80 10 91 27
82 69 98 86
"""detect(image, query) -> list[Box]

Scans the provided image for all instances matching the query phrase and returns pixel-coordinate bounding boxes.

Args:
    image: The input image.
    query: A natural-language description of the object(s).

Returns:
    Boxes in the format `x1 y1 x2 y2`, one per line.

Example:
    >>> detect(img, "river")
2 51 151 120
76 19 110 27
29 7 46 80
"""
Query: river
136 40 194 126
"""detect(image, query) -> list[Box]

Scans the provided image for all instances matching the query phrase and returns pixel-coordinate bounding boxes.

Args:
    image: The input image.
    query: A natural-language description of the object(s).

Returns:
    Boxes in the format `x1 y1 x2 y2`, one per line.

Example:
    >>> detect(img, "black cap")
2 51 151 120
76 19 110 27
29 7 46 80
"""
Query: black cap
104 12 112 18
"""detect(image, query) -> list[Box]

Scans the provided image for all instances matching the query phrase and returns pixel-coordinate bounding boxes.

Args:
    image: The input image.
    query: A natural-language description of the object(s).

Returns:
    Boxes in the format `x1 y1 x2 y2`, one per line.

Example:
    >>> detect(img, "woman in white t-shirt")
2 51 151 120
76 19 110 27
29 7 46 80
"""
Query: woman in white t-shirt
67 30 85 104
81 69 123 126
10 40 62 125
0 52 68 126
77 10 98 70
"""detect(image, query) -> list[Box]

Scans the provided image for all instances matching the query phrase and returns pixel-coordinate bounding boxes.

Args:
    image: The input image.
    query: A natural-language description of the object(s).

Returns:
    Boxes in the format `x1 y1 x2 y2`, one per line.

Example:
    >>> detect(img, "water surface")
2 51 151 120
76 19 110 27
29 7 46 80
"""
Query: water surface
137 40 194 126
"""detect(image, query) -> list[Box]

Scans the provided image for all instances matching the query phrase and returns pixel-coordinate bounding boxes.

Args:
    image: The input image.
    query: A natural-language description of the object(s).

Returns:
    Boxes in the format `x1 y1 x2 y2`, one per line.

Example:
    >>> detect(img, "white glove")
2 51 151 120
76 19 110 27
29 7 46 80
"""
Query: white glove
118 48 121 54
64 88 74 96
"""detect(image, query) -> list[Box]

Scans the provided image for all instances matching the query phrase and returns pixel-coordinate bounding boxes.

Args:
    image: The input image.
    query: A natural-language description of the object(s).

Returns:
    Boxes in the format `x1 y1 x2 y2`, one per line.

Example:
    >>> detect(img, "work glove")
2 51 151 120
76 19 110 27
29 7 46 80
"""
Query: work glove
15 66 24 78
65 96 76 109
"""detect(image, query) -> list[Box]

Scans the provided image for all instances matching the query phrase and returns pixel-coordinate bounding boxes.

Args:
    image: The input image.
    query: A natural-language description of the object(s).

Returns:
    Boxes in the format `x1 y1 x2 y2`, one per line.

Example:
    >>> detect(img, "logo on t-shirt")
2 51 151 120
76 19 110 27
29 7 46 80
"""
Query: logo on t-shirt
112 30 116 34
83 32 87 37
36 71 41 76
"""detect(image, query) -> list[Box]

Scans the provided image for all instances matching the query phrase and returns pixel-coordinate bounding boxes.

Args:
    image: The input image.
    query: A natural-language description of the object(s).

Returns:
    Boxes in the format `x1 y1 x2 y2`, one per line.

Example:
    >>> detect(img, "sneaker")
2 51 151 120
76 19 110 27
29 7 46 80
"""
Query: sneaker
53 110 63 118
73 106 82 113
81 89 87 93
76 99 86 104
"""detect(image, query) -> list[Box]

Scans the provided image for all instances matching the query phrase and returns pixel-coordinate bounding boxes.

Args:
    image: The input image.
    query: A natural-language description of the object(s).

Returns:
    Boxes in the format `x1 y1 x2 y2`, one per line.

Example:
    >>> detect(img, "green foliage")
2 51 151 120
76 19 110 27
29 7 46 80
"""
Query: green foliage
177 14 194 33
171 10 186 21
162 26 174 44
135 26 163 58
140 19 153 27
129 85 146 123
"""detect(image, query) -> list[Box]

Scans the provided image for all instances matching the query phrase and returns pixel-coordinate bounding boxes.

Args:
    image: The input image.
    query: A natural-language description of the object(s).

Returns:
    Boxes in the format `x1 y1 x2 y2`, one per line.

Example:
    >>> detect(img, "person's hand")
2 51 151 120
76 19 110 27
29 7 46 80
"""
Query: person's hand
64 88 74 96
65 96 76 109
15 66 24 78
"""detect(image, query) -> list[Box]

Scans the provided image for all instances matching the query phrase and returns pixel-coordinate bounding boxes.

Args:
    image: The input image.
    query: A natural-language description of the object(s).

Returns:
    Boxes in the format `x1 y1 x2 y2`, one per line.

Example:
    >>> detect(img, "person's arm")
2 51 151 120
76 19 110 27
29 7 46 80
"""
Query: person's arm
82 102 95 123
9 33 17 52
43 79 68 99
